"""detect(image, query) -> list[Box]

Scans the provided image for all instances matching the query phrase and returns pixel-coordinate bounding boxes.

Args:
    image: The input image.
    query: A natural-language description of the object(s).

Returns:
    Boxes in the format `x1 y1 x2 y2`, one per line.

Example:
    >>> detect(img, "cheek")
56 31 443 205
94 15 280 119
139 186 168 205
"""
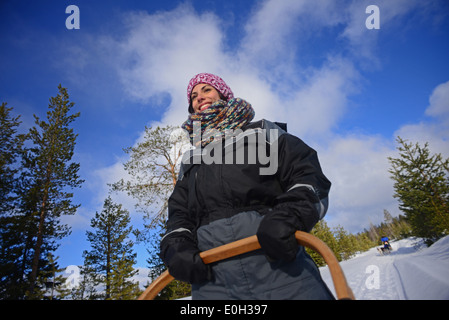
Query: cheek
193 102 200 113
209 91 221 103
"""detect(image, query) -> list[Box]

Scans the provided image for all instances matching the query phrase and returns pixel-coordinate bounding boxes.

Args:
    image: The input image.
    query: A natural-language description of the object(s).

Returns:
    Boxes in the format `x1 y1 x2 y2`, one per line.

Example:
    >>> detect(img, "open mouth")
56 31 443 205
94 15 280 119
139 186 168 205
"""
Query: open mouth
199 103 211 111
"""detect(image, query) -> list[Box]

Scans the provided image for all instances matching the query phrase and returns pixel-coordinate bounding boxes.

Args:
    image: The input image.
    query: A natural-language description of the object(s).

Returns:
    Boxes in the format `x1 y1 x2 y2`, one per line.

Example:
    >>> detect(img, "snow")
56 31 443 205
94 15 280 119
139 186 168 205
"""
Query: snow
134 267 152 290
319 236 449 300
138 236 449 300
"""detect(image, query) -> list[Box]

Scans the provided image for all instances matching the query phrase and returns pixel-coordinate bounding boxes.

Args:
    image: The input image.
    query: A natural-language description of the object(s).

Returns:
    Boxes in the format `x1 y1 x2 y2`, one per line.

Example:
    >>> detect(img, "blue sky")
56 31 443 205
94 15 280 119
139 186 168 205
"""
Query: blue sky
1 0 448 269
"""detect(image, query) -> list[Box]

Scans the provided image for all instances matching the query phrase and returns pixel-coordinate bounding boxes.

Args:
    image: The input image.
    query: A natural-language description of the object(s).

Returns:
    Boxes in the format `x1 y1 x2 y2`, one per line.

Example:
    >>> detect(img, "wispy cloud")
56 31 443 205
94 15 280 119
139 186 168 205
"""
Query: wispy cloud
71 0 447 233
426 80 449 118
395 80 449 157
103 1 361 138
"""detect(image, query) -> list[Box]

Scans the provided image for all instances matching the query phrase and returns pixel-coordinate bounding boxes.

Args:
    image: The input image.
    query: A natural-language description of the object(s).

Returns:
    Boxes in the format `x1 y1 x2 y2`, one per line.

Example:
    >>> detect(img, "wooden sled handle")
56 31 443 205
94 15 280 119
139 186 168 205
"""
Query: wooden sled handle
138 231 355 300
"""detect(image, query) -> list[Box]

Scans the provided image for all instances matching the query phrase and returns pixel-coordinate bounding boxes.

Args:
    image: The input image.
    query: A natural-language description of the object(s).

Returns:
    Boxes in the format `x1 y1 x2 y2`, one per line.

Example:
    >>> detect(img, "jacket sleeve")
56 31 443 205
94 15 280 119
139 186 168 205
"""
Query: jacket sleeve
159 166 212 283
160 167 197 261
272 133 331 232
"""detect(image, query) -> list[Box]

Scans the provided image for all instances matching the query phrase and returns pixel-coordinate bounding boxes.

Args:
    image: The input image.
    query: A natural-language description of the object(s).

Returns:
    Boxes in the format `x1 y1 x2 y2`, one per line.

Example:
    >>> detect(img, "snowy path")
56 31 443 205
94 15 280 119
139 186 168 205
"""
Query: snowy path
135 236 449 300
319 236 449 300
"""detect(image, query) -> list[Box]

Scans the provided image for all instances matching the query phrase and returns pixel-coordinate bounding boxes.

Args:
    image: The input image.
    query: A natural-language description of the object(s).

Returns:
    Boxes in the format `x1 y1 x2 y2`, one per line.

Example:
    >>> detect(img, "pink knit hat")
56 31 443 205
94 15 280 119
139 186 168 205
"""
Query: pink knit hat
187 73 234 113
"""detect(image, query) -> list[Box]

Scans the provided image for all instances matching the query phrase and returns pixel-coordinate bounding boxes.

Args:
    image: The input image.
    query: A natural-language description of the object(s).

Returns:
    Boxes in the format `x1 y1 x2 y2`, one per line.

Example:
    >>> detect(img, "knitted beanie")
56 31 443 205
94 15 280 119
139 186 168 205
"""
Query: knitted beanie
187 73 234 113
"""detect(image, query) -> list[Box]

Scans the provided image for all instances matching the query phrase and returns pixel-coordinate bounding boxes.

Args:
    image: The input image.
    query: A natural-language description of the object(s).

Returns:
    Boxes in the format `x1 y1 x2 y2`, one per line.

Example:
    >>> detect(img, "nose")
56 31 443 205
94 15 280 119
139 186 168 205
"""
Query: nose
195 94 205 104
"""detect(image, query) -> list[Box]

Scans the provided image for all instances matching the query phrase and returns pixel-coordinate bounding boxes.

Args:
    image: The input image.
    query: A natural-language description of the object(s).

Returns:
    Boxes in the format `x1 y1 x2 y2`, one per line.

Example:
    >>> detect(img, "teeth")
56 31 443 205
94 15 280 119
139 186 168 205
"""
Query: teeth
201 104 211 110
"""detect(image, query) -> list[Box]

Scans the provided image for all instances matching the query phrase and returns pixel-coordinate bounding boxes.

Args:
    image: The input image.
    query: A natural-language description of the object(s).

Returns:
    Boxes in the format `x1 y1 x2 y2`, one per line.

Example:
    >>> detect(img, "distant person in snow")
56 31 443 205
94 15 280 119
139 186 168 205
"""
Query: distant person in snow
378 236 392 254
160 73 334 299
382 236 392 251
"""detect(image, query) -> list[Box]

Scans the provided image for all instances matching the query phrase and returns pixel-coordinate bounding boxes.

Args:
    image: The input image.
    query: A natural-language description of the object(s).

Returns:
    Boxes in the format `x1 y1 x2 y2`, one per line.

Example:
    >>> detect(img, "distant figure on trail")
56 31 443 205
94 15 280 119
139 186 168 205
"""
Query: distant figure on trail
378 236 392 255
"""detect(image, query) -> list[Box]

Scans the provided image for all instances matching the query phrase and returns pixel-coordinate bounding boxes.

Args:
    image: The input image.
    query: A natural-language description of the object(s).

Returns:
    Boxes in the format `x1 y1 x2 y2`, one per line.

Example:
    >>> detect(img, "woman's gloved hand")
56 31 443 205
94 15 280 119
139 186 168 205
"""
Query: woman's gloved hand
160 234 212 284
256 209 303 262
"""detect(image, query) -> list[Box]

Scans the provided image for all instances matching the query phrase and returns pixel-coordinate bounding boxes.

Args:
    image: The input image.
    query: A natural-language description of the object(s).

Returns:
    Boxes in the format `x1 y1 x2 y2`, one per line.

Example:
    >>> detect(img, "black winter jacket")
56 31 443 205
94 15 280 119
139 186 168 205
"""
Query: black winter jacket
160 119 332 299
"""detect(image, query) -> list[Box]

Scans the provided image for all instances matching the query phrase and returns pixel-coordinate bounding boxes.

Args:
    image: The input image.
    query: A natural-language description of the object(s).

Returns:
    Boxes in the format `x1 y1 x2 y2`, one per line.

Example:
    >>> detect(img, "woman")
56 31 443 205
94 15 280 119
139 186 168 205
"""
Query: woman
160 73 334 299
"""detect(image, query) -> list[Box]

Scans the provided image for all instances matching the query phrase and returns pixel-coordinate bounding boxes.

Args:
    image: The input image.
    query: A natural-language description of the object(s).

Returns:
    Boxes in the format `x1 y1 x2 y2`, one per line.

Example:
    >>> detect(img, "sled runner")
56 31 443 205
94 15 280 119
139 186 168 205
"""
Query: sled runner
138 231 355 300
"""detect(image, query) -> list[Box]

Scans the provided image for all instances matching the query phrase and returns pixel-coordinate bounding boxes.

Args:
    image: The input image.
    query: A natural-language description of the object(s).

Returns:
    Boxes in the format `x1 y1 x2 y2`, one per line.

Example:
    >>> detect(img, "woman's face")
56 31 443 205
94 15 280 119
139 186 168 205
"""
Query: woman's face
190 83 221 113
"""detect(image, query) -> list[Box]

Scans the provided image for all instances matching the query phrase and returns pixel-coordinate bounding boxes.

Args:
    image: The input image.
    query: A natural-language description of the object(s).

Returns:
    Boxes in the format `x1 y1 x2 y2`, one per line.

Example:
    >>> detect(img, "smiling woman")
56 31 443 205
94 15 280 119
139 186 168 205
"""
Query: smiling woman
160 72 334 300
190 84 222 113
187 73 234 113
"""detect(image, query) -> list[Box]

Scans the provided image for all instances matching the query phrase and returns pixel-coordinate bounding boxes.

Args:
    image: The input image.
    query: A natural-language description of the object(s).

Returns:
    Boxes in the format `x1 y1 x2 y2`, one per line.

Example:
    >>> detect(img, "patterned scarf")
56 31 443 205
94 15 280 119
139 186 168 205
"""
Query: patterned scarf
182 98 255 147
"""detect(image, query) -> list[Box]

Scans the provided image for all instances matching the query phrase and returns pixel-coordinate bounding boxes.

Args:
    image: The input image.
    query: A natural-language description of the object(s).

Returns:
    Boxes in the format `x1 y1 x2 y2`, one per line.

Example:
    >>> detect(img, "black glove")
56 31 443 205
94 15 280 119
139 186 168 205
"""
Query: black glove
257 185 323 261
160 234 212 284
257 209 303 262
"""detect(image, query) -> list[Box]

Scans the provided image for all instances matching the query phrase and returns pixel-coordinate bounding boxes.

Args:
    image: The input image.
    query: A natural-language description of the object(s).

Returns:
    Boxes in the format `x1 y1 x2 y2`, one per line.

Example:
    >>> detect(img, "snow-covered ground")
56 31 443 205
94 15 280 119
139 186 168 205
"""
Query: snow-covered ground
319 236 449 300
131 236 449 300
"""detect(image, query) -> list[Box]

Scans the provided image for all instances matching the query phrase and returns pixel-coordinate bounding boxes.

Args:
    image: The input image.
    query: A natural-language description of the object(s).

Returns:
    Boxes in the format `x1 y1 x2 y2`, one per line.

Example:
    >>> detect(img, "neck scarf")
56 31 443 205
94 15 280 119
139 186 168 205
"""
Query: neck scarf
182 98 255 147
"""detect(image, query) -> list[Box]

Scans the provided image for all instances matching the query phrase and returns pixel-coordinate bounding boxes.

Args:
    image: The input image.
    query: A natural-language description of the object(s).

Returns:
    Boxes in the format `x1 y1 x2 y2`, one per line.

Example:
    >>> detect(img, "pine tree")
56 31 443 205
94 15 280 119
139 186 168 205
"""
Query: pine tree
71 264 99 300
308 220 339 266
145 220 191 299
389 137 449 245
110 125 190 299
367 221 379 243
0 87 82 299
0 102 23 212
334 225 358 261
0 102 25 299
19 85 83 296
382 209 395 238
110 125 189 228
354 232 376 252
82 196 140 300
30 253 71 300
392 214 412 239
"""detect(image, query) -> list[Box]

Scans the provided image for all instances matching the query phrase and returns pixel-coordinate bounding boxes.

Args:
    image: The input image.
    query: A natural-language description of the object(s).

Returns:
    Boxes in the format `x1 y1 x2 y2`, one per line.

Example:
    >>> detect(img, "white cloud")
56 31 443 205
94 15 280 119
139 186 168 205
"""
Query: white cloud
105 4 231 125
70 1 447 236
103 2 361 141
60 206 93 231
395 121 449 158
341 0 425 64
395 80 449 159
284 57 359 138
61 156 140 230
319 134 398 232
240 0 343 69
426 80 449 118
323 79 449 232
84 2 378 233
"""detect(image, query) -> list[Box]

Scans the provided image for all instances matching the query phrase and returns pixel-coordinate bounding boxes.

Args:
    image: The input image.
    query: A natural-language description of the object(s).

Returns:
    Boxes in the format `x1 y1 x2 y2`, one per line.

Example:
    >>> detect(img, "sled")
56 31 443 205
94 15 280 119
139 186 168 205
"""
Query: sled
377 246 393 255
138 231 355 300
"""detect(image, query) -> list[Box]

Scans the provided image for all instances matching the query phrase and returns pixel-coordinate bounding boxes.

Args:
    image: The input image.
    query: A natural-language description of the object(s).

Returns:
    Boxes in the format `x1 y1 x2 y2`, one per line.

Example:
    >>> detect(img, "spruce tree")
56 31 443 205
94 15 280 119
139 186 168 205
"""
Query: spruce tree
82 196 140 300
389 137 449 245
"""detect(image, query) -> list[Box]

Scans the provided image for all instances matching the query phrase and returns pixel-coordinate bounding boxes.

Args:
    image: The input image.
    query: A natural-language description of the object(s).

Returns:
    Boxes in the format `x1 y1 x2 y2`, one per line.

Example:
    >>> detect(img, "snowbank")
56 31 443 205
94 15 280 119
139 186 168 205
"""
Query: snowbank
134 236 449 300
320 236 449 300
393 236 449 300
